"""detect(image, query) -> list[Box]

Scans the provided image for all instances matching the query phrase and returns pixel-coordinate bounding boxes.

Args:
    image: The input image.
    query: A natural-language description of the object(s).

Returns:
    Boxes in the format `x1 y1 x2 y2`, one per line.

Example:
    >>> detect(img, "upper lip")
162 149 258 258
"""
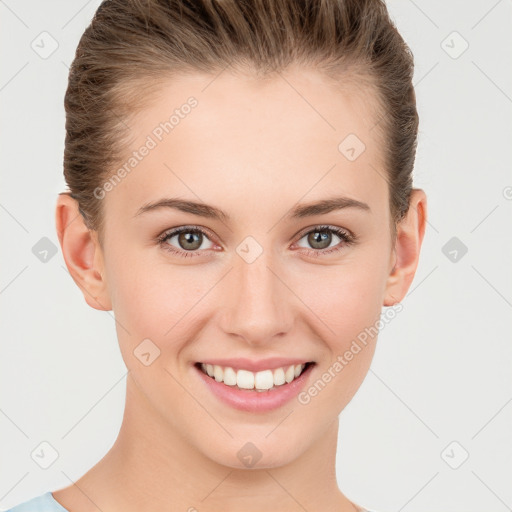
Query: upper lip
196 357 314 372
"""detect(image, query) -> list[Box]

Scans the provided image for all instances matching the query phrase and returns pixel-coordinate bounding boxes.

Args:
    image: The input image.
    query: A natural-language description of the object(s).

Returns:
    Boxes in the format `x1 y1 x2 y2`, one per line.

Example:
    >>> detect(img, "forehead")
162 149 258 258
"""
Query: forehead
105 67 388 221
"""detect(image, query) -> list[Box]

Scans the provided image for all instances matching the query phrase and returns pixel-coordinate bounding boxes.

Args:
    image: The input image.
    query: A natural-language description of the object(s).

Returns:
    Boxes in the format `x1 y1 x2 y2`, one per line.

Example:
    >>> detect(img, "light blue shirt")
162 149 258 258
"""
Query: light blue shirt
4 492 69 512
4 491 377 511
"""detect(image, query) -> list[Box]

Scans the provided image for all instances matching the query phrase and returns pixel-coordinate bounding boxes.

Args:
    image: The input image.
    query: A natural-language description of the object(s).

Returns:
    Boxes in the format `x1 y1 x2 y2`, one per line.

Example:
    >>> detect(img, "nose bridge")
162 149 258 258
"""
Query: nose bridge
220 241 293 344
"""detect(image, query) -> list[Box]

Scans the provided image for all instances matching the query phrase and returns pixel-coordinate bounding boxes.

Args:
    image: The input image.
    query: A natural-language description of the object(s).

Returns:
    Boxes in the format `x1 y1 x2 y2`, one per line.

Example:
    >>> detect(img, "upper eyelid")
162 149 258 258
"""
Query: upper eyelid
159 225 216 240
295 224 352 238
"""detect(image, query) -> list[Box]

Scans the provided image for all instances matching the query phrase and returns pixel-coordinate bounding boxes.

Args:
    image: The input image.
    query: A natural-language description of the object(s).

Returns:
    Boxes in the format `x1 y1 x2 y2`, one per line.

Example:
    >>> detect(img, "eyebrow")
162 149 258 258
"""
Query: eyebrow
134 195 371 221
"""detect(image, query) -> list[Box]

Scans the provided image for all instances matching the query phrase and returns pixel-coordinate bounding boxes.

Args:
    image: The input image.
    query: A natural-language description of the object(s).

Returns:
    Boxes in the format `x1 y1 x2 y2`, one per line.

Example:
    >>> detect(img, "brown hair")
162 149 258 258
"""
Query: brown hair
64 0 418 244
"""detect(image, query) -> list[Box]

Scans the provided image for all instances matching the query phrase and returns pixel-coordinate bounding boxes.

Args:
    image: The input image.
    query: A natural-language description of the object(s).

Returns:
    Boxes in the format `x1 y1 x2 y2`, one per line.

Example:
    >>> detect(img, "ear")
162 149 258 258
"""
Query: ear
383 188 427 306
55 193 112 311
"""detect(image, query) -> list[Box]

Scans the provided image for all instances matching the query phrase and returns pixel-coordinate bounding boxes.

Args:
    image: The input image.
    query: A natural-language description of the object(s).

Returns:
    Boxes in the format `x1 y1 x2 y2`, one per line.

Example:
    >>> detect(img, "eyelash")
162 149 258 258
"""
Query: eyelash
156 224 356 259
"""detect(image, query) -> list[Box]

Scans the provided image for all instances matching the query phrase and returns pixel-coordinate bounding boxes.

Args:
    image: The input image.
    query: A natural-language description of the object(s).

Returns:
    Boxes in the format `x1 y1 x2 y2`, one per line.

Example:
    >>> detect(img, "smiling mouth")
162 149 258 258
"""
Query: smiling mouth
195 361 315 392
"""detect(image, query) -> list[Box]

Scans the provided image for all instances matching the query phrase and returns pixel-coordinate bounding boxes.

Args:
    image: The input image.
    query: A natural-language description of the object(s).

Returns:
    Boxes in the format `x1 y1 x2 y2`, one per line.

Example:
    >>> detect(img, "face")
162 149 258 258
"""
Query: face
94 66 396 468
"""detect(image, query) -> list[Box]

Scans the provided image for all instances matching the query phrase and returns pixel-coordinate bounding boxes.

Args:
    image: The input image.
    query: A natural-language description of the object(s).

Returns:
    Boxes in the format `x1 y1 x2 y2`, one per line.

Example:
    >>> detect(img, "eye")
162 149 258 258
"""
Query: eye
157 224 356 259
294 225 355 256
157 226 217 258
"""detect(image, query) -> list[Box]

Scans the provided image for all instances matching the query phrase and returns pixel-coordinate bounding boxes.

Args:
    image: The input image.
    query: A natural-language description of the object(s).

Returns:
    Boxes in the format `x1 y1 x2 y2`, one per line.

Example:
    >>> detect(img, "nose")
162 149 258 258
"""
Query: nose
218 246 294 346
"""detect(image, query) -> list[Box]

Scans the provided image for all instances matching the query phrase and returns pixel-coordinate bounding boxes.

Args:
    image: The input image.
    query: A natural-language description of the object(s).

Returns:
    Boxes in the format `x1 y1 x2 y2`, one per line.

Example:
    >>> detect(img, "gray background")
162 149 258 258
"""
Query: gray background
1 1 511 511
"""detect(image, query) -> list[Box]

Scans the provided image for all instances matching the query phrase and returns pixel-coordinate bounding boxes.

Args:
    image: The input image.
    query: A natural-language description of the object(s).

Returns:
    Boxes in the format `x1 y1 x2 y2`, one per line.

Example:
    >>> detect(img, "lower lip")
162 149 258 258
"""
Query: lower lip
194 363 315 413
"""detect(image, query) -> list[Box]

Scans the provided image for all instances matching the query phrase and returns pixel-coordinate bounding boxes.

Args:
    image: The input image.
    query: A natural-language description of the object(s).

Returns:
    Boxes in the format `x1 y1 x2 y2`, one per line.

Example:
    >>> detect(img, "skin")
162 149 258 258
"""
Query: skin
54 65 426 512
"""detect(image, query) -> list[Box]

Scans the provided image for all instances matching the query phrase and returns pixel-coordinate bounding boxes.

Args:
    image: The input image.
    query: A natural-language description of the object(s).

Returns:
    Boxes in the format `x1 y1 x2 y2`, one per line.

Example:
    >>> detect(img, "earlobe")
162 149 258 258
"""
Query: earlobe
383 189 427 307
55 193 112 311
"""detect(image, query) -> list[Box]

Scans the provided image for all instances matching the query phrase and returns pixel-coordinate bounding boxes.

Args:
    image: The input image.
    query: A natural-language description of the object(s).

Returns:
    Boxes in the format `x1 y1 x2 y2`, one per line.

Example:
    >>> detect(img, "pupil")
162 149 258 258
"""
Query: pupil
179 231 201 250
309 231 330 249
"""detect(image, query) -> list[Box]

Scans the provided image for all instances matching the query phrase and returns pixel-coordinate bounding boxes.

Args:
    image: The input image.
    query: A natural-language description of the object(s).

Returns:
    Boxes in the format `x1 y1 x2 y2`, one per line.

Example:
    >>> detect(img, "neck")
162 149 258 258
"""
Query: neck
59 374 359 512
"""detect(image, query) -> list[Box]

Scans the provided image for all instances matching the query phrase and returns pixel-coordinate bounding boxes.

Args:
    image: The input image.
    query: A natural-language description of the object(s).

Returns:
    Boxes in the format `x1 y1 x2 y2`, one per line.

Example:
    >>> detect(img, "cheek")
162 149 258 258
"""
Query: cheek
301 257 387 348
108 255 204 335
104 242 218 374
293 251 388 408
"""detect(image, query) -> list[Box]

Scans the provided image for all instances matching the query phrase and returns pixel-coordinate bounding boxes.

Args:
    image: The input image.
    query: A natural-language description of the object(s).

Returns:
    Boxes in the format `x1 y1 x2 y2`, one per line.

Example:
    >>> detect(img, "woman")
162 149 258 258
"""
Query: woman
7 0 426 510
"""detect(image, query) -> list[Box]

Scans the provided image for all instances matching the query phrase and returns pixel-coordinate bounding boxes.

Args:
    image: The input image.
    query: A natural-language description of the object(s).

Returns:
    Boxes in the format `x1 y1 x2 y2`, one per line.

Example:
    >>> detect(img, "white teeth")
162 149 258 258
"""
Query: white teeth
285 365 295 383
273 367 285 386
223 366 237 386
213 365 223 382
254 370 274 390
237 369 254 389
199 362 309 390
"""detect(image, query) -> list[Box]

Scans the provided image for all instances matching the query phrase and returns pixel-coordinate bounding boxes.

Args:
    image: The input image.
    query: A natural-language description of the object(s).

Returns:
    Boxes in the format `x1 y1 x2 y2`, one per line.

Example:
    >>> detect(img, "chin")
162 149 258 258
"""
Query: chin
198 429 307 470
